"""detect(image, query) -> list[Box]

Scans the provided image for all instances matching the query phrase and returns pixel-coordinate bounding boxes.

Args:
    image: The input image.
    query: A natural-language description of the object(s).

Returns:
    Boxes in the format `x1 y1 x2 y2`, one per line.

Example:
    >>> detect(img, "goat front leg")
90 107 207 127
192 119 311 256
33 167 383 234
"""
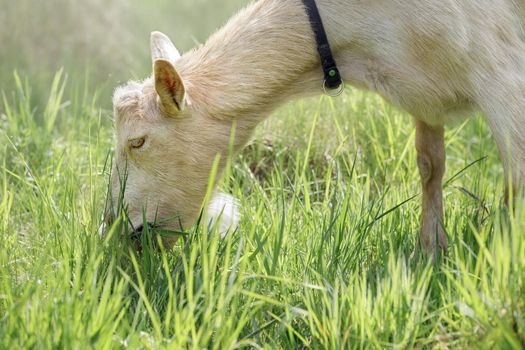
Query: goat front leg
415 120 448 258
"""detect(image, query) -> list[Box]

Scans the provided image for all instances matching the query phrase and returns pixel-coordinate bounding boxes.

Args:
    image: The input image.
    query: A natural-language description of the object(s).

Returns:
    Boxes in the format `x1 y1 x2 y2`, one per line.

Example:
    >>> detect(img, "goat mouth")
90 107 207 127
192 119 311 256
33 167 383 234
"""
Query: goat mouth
130 222 189 242
130 223 145 241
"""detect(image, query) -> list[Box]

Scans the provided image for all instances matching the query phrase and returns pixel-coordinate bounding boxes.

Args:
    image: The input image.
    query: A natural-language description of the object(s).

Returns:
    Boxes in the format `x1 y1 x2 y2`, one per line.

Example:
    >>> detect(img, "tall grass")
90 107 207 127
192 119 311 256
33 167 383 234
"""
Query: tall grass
1 68 524 348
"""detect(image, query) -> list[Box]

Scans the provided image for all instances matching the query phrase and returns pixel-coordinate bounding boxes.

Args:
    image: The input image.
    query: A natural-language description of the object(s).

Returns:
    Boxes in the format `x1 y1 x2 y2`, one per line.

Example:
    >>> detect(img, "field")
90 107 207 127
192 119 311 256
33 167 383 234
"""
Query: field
1 1 525 349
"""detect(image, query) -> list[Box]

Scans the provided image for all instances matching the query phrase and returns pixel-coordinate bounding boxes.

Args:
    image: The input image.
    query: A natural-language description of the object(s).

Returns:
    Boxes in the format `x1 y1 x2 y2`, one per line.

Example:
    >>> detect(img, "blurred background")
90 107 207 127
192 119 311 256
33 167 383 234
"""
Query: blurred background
0 0 249 106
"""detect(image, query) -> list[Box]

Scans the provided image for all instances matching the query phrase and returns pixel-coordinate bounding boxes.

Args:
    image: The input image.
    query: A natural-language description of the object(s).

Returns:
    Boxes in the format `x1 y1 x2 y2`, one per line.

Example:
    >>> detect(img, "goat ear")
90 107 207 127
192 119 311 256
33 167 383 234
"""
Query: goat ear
150 31 181 64
153 59 185 115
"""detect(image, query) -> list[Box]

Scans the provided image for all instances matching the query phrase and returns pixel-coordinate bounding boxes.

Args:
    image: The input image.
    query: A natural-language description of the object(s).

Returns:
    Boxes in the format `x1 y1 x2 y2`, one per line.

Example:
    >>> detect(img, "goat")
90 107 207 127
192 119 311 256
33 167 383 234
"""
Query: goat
110 0 525 257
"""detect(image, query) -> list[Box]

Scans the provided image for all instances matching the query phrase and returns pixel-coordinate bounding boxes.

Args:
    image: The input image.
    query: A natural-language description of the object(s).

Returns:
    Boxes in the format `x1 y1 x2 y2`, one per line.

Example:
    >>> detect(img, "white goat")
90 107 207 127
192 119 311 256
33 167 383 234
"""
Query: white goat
111 0 525 257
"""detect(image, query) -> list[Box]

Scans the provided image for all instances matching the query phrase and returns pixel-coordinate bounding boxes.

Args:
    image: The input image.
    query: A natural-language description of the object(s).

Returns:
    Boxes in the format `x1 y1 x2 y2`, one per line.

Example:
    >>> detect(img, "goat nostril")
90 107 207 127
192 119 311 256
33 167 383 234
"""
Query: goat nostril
131 224 144 240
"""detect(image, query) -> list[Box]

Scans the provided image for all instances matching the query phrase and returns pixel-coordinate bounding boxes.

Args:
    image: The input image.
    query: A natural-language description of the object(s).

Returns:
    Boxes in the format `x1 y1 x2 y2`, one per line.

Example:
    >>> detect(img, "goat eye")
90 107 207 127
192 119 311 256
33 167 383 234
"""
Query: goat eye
129 137 145 149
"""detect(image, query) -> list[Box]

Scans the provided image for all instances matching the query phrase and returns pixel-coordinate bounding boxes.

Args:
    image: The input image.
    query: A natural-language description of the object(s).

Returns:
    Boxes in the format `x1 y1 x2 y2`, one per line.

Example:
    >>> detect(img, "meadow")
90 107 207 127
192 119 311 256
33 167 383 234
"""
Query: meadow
1 1 524 349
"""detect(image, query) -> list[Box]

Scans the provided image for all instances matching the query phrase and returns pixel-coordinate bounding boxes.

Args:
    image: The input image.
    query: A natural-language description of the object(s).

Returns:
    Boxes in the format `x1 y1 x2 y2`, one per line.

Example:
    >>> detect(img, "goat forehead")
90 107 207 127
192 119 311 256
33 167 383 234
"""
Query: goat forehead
113 81 141 105
113 80 159 124
113 78 154 107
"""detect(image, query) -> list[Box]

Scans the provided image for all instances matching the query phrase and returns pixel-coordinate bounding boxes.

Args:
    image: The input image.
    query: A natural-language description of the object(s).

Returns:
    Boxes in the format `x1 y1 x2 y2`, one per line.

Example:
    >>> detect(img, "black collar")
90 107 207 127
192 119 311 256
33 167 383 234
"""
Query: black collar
302 0 344 94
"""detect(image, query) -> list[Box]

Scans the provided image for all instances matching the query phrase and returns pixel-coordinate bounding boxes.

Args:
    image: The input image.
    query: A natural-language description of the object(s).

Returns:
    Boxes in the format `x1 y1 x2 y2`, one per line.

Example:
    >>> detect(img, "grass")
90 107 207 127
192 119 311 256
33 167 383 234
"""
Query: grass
1 69 524 349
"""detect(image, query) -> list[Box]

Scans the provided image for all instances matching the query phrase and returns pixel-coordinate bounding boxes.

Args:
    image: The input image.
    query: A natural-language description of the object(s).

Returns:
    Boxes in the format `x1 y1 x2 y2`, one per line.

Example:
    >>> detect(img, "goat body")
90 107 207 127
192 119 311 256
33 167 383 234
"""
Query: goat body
112 0 525 256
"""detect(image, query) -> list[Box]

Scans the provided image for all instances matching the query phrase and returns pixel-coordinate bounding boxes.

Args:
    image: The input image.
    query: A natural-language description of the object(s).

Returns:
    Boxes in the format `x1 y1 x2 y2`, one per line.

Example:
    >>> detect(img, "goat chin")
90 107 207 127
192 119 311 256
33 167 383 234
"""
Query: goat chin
206 193 240 238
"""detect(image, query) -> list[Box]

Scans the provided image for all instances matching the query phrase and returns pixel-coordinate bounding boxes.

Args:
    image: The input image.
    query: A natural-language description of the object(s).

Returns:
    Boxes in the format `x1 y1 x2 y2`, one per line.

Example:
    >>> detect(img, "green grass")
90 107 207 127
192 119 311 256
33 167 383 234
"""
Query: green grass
1 69 524 349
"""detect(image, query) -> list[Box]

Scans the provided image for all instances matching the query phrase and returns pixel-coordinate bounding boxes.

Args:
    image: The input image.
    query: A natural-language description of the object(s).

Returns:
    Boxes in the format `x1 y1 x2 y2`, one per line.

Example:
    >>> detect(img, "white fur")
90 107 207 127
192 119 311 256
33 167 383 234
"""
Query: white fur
206 193 240 238
150 31 181 64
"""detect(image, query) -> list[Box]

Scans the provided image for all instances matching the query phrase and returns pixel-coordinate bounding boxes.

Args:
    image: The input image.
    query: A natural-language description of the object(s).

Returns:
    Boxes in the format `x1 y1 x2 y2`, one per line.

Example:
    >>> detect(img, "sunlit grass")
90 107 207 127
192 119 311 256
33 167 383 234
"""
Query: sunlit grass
0 71 524 349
